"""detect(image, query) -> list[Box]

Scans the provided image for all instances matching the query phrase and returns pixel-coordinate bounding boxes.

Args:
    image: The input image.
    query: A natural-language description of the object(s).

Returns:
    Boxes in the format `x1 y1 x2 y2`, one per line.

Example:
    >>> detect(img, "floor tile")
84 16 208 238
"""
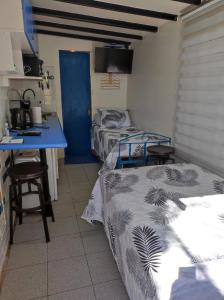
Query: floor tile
48 235 84 261
88 181 97 190
22 213 43 224
86 174 99 185
71 189 92 203
48 286 96 300
85 176 99 184
58 176 69 186
87 251 120 284
66 164 86 171
74 201 87 217
52 201 75 219
0 264 47 300
82 230 110 254
66 168 86 176
77 217 103 233
57 192 73 203
57 182 70 195
58 170 68 180
83 163 101 170
0 163 112 300
6 241 47 270
48 256 92 295
66 168 87 179
83 167 100 179
94 279 129 300
69 181 92 193
68 174 88 184
13 221 45 244
49 216 79 238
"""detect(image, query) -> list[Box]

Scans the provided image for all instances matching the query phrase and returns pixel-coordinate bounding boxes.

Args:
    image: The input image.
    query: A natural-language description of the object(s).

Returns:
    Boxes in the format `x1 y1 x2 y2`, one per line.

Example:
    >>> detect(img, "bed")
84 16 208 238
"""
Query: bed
82 163 224 300
92 123 141 161
92 109 171 168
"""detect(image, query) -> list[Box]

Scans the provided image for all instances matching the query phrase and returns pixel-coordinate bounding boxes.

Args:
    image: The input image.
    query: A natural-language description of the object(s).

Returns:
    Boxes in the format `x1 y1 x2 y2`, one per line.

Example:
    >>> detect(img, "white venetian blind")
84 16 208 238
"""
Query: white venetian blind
175 2 224 176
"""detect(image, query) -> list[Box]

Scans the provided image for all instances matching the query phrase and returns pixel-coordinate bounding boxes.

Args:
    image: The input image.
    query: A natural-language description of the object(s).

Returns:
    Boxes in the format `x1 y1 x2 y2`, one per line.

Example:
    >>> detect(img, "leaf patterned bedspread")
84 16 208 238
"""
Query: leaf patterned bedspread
92 124 141 161
82 163 224 300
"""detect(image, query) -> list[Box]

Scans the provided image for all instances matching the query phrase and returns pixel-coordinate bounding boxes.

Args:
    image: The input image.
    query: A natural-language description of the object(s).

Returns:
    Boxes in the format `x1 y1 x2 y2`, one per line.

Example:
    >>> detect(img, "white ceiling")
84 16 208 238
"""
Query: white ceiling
31 0 193 44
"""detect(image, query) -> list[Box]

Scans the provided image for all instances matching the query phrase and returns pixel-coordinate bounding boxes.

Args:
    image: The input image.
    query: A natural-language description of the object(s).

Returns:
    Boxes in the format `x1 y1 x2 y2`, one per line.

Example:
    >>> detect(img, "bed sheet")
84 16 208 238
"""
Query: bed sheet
82 163 224 300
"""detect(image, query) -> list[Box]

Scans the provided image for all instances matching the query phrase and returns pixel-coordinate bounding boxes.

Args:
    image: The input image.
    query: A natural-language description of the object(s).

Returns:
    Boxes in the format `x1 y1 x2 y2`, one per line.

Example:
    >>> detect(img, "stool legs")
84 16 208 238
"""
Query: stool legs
9 185 14 244
18 182 23 225
49 203 55 223
37 182 50 243
9 179 54 244
41 177 55 223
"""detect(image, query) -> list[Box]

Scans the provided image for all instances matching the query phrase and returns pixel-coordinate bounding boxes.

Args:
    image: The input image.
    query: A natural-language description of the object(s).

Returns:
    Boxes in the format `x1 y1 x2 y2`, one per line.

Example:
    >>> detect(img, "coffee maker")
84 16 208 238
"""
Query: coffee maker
10 99 33 130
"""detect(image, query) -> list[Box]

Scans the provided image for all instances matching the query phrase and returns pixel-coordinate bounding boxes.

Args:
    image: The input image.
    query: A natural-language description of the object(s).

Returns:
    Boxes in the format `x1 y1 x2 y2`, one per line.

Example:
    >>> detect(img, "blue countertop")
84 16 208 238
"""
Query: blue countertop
0 114 67 151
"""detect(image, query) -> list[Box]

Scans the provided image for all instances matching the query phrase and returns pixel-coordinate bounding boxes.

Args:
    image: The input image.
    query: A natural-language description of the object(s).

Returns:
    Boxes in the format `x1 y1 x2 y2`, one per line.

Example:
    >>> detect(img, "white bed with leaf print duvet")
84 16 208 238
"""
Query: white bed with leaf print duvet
82 163 224 300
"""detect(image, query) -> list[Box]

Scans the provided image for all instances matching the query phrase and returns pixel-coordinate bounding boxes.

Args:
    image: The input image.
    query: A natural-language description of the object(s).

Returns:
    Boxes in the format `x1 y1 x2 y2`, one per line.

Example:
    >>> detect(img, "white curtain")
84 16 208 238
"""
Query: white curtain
175 3 224 176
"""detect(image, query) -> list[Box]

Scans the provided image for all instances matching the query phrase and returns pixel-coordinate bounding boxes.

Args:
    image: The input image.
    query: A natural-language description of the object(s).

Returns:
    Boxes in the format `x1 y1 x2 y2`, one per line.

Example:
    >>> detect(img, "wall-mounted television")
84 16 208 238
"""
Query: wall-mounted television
95 47 133 74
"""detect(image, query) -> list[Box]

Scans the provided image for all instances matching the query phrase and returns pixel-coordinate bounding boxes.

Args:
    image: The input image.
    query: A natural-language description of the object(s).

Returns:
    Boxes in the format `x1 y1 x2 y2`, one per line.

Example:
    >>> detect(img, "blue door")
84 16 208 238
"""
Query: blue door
59 51 95 164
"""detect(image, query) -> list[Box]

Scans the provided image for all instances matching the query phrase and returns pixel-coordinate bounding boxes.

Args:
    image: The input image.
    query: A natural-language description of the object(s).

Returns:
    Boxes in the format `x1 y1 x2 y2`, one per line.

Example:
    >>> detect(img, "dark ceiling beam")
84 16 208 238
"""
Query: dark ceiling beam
55 0 178 21
34 20 143 40
32 7 158 32
172 0 201 5
36 29 131 45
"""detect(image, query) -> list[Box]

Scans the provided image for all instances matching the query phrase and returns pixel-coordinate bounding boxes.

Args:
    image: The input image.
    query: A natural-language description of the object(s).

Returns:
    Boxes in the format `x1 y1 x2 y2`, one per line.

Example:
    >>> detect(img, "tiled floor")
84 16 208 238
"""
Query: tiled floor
0 161 129 300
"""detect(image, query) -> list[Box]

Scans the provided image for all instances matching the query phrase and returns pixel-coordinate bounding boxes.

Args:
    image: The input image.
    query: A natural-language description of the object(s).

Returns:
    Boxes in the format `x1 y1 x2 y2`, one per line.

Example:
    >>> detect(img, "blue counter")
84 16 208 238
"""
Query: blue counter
0 115 67 151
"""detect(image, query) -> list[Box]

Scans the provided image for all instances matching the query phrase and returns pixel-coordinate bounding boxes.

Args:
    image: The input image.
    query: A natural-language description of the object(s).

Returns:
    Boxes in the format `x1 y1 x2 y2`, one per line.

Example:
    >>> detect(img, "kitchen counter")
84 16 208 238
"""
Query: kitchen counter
0 114 67 151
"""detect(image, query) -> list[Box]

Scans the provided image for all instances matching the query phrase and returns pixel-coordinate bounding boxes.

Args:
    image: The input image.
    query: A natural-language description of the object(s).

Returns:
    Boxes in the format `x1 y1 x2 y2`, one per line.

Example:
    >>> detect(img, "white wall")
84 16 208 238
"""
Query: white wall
0 87 8 137
127 21 182 139
37 34 128 124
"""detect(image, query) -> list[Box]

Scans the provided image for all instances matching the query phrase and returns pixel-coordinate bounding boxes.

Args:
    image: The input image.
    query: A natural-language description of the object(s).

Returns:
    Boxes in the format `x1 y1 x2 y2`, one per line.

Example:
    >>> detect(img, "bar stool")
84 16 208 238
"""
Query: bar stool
147 145 175 165
8 162 55 243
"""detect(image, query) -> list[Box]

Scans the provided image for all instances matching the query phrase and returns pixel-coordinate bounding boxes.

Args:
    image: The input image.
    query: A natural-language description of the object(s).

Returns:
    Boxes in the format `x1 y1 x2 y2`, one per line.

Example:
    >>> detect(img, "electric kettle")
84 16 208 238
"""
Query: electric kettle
10 108 33 130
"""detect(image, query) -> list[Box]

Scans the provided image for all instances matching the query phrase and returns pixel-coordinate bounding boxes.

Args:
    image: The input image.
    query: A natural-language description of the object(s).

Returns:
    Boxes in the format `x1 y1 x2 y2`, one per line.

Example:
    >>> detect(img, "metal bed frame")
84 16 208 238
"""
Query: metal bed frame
117 132 171 168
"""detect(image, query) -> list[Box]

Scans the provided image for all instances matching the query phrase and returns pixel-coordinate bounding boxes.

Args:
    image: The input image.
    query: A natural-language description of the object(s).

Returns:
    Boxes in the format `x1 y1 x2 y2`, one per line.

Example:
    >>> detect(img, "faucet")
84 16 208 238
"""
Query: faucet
22 89 36 100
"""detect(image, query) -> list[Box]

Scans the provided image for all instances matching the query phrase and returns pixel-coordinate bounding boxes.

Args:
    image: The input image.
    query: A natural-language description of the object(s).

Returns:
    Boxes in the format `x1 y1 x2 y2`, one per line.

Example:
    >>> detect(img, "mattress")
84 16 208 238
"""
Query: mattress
82 163 224 300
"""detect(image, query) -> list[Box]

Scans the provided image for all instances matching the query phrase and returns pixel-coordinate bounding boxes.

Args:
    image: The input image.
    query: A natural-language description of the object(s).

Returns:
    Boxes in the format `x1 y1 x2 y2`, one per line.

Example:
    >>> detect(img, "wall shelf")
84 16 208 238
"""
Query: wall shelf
0 75 42 87
7 75 42 80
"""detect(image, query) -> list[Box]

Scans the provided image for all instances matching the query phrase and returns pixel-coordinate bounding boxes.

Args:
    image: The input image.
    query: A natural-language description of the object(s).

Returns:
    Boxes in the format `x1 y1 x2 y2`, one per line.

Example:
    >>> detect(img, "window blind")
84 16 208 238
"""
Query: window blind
175 4 224 176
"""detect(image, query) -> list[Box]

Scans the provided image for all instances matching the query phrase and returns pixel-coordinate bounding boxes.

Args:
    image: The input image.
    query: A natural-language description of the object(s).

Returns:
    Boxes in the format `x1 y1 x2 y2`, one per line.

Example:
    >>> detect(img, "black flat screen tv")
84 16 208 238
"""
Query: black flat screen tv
95 47 133 74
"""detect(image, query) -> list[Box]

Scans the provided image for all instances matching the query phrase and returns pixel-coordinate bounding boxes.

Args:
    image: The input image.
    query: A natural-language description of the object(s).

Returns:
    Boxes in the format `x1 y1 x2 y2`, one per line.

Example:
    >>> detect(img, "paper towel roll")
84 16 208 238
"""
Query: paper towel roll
32 107 42 124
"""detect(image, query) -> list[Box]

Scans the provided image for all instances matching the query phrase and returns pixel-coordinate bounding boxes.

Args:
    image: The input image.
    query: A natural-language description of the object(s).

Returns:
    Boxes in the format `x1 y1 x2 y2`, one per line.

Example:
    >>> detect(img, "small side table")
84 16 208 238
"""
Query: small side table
147 145 175 165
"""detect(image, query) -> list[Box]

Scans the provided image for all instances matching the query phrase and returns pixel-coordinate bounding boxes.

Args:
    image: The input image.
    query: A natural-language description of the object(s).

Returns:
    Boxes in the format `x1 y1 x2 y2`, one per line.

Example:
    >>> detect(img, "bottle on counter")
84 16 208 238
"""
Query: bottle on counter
4 122 10 136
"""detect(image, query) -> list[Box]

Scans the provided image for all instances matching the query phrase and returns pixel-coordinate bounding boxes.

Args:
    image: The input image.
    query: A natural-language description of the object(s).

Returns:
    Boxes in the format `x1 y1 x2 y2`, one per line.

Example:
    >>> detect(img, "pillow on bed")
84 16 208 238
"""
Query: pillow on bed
97 109 131 128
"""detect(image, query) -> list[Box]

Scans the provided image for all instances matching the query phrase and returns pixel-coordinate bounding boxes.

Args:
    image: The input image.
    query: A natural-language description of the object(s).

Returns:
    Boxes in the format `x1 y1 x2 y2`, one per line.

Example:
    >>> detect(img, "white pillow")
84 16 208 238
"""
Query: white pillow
97 109 131 128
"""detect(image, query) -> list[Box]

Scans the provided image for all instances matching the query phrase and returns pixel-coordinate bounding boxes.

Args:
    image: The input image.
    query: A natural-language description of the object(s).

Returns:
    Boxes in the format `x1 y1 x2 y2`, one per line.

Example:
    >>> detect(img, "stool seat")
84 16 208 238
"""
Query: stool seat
147 145 175 156
147 145 175 165
9 162 47 181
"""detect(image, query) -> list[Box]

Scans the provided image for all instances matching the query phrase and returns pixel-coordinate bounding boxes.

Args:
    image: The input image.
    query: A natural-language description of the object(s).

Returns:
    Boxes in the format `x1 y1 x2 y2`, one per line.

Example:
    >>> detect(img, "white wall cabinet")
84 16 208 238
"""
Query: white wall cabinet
0 0 38 55
0 32 24 75
0 0 38 80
